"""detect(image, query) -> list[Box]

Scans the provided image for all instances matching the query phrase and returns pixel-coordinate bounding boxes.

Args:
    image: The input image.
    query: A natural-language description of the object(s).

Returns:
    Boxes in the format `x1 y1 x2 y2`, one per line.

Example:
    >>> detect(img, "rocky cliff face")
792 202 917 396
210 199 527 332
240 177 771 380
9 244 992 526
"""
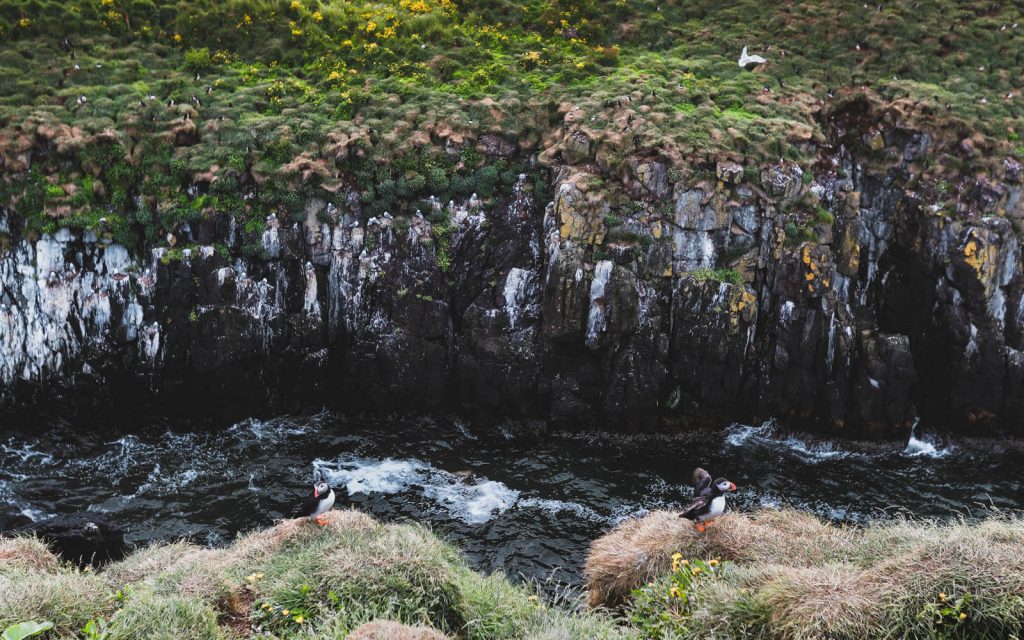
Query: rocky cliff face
2 99 1023 438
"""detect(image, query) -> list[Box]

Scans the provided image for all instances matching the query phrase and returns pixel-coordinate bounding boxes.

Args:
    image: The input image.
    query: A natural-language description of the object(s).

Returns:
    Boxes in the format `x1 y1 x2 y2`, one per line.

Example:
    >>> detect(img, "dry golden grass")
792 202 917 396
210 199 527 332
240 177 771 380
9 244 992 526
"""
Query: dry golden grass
585 509 856 607
756 564 888 640
584 510 687 608
345 619 451 640
224 508 378 566
0 536 60 574
589 508 1024 639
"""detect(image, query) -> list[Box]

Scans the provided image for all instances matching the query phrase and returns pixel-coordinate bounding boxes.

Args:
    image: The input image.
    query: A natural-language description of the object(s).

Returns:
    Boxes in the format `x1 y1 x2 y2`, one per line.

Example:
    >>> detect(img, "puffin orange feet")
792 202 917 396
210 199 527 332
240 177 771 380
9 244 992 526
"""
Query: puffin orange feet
315 514 328 526
695 522 707 533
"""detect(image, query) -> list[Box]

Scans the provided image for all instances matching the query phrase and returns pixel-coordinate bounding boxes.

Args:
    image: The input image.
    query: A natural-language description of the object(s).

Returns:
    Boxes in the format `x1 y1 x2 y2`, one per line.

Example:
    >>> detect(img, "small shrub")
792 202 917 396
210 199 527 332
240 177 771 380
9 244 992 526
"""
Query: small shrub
183 47 212 73
690 268 743 286
626 557 725 639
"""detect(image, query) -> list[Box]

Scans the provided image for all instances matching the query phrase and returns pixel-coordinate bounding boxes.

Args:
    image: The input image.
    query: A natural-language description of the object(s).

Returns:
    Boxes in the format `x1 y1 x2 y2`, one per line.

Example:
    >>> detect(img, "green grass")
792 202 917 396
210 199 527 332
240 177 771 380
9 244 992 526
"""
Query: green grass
0 0 1020 257
0 511 630 640
688 267 744 286
4 507 1024 639
588 508 1024 640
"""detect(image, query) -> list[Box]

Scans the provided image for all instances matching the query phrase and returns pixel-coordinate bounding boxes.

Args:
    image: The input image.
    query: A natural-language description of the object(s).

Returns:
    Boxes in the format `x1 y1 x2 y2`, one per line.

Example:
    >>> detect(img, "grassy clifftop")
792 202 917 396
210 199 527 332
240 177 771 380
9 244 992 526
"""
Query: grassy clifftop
0 510 629 639
0 0 1021 251
3 508 1023 639
587 509 1024 640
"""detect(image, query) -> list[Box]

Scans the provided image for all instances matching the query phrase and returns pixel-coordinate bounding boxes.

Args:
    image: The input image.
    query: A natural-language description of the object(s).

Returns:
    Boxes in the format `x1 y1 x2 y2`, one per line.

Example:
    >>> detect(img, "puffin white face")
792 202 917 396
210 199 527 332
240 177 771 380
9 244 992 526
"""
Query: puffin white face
717 479 737 492
313 481 329 498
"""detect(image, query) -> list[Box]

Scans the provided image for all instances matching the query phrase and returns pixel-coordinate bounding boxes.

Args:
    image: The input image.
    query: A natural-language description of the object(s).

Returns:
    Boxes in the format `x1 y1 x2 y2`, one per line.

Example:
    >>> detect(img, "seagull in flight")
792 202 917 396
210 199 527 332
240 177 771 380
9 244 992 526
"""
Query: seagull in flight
738 46 766 70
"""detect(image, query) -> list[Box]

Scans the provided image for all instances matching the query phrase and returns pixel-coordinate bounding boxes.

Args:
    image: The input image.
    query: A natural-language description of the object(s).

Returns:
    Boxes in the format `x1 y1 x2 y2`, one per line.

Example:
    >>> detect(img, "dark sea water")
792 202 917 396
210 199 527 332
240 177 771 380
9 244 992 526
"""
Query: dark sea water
2 412 1022 587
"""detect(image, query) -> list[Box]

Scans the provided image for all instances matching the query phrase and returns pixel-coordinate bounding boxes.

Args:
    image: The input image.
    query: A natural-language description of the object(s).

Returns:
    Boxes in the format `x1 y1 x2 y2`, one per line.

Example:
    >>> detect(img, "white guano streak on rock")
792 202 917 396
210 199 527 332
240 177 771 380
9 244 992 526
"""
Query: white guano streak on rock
585 260 614 348
0 232 150 386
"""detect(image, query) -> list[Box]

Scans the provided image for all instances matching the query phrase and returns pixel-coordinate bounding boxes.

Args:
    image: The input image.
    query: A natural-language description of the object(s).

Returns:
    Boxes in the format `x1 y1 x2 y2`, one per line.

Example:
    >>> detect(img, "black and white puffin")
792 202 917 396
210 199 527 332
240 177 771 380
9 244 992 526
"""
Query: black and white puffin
296 480 337 526
678 467 737 532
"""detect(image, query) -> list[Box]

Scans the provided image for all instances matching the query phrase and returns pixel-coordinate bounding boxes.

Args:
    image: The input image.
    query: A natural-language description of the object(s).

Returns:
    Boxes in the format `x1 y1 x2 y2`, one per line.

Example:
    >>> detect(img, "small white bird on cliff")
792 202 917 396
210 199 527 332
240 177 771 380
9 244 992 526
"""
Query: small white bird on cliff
738 46 766 70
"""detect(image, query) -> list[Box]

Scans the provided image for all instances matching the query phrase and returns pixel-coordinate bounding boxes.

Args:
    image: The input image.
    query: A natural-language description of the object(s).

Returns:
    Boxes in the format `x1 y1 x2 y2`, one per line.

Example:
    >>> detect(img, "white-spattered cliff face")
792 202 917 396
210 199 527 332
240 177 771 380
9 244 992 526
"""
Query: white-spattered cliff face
0 231 150 388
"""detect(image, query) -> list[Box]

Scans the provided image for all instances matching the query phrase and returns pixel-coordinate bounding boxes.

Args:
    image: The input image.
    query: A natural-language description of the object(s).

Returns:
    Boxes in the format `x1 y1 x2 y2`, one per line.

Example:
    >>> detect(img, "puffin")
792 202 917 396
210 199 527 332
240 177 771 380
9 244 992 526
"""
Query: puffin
679 467 737 532
296 480 337 526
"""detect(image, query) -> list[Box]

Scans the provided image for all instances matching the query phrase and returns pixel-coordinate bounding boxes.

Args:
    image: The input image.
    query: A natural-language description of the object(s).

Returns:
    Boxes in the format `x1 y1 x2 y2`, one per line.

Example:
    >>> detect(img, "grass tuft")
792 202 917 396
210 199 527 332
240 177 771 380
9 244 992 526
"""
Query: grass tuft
588 508 1024 639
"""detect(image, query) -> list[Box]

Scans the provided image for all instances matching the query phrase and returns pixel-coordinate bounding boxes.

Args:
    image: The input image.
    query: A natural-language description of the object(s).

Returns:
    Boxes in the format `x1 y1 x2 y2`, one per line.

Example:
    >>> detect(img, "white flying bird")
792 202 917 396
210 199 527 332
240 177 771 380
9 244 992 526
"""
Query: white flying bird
738 46 766 70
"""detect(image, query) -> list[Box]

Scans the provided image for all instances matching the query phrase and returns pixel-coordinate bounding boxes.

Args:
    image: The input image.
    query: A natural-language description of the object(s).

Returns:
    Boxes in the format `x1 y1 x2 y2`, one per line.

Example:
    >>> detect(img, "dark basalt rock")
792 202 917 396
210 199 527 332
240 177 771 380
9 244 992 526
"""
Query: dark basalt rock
0 507 32 531
2 110 1024 438
9 513 127 567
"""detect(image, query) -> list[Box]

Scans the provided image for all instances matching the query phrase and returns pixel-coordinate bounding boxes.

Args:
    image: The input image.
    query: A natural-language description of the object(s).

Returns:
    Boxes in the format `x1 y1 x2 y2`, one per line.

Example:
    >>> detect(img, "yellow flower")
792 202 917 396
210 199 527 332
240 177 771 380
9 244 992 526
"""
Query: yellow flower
294 616 305 624
709 559 720 566
671 553 683 560
312 11 323 21
282 609 290 616
365 20 377 33
243 14 252 24
692 567 703 575
408 0 430 12
682 559 690 566
939 593 948 602
527 595 538 601
292 28 303 36
669 586 680 598
256 572 264 579
18 17 30 27
958 613 967 620
261 603 271 610
290 0 302 9
172 33 182 43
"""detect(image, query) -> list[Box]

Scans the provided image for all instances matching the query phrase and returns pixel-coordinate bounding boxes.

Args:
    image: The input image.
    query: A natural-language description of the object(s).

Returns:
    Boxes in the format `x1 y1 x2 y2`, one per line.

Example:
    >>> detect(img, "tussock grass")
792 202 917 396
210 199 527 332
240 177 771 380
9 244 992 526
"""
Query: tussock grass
345 620 450 640
0 569 111 637
0 537 60 574
587 508 1024 639
1 509 634 640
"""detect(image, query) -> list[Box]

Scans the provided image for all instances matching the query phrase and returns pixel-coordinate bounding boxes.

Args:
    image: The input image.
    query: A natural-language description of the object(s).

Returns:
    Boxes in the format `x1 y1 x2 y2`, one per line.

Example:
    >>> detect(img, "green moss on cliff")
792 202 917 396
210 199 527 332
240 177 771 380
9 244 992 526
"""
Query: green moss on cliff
0 0 1020 252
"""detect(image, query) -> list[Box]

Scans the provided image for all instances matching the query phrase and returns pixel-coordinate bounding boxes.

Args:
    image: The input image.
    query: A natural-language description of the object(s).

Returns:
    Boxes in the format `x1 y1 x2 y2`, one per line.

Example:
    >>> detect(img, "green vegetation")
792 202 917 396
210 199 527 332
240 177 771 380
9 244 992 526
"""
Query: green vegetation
1 621 53 640
0 511 629 639
0 0 1020 256
4 506 1023 639
689 267 743 285
587 508 1024 640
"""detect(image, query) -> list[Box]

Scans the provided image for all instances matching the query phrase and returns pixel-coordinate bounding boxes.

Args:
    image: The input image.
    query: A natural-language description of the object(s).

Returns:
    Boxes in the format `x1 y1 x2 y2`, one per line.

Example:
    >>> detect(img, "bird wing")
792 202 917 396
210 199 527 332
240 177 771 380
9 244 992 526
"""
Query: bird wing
679 495 710 519
691 467 712 493
294 490 319 518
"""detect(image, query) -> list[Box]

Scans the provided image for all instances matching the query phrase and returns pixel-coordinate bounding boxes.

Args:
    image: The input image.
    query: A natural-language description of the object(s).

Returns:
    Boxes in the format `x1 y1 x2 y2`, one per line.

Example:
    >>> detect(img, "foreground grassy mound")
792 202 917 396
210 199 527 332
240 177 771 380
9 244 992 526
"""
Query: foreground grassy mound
586 509 1024 639
0 510 629 640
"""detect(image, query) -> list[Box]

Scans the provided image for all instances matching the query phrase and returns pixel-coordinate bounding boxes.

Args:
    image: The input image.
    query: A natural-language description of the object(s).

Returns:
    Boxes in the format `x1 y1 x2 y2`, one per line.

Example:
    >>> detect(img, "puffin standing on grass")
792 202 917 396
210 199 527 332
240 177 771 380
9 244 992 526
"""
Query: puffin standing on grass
297 480 337 526
679 467 737 532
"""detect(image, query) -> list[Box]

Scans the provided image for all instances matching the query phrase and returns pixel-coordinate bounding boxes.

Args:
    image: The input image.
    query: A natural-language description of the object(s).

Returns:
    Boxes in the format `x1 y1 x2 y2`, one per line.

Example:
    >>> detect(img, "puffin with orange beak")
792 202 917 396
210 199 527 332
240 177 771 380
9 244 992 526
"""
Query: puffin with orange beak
298 480 337 526
679 467 737 532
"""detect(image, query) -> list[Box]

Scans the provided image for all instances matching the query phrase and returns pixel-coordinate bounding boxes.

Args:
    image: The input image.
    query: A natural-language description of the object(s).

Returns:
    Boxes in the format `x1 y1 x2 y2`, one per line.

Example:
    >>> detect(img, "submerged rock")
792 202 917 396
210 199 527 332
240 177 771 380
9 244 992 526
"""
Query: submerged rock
9 513 126 566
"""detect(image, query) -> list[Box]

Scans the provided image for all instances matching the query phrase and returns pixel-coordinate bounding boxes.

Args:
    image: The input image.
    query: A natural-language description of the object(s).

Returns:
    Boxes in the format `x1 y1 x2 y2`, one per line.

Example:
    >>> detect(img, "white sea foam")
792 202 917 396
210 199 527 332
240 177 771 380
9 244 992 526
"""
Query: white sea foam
903 421 953 459
724 421 860 462
315 456 520 524
517 498 607 523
